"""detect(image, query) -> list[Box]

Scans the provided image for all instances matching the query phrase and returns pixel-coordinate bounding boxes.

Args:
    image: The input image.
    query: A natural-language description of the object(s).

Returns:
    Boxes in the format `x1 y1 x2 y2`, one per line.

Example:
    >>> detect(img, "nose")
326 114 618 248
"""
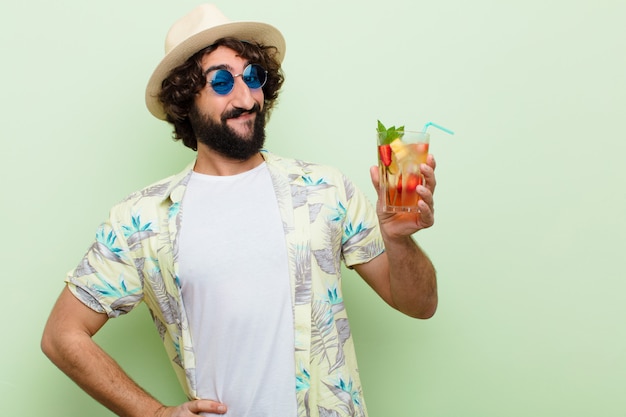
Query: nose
229 75 258 110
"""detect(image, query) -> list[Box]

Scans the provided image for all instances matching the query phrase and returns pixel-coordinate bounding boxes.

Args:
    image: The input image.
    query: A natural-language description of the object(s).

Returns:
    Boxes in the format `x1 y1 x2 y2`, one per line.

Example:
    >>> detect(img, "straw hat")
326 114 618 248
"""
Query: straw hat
145 3 286 120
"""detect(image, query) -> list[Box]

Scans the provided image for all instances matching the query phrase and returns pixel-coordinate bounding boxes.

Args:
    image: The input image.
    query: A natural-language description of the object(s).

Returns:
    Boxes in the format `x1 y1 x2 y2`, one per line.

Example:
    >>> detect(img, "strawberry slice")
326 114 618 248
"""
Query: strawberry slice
405 173 421 191
378 144 392 167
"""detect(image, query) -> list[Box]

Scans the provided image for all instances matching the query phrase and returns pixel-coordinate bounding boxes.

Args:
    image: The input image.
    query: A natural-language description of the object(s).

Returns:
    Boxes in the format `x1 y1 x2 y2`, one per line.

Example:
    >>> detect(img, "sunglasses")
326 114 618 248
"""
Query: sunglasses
204 64 268 95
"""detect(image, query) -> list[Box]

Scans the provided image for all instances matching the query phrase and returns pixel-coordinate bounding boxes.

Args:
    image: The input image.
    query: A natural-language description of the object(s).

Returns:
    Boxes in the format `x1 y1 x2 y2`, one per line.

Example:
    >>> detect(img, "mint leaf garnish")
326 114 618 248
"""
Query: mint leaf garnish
377 120 405 145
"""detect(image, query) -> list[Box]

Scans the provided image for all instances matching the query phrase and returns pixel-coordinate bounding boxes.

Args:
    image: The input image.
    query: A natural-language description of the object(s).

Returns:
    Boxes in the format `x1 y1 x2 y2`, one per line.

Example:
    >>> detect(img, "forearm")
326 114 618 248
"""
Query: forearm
384 234 438 319
43 331 164 417
41 297 165 417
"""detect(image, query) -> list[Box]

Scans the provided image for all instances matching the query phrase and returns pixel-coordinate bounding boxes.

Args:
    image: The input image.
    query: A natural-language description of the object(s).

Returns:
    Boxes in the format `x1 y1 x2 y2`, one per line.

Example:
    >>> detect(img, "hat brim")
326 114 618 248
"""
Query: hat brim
145 21 286 120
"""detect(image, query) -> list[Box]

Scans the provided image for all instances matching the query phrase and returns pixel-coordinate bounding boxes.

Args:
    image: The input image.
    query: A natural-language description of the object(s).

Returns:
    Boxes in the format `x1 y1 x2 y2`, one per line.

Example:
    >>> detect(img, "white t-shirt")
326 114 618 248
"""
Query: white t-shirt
178 163 297 416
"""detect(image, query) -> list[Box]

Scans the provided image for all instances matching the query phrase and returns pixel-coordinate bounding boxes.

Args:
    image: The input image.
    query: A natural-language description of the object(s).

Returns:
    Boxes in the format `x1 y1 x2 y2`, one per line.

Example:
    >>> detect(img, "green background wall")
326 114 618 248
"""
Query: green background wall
2 0 625 416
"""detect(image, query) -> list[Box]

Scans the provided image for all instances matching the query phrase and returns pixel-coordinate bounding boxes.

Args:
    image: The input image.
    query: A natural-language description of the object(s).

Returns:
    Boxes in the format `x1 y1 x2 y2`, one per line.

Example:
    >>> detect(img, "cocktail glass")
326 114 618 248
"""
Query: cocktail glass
377 130 430 213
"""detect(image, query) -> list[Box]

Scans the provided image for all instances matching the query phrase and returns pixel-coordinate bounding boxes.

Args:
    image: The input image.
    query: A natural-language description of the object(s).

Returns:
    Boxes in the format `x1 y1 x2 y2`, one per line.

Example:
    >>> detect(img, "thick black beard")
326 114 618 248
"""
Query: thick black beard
189 104 266 161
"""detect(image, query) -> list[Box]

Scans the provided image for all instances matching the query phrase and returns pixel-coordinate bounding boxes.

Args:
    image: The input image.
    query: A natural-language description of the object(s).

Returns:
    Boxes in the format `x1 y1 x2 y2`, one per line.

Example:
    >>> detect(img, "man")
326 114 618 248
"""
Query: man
41 4 438 417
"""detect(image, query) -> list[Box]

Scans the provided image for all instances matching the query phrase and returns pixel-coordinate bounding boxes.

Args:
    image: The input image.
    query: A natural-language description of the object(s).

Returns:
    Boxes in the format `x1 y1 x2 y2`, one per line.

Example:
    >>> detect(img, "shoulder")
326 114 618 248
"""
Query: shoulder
108 163 194 219
262 150 348 182
263 151 366 211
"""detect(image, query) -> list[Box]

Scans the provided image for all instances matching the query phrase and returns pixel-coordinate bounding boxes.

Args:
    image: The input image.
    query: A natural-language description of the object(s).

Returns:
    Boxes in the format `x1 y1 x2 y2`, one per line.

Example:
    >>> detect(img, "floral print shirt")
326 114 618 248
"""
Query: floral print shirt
66 150 385 417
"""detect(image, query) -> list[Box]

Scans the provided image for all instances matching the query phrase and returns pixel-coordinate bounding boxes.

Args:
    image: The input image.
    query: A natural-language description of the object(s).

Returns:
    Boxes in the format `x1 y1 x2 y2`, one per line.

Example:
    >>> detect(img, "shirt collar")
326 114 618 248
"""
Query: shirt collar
161 161 195 204
160 150 310 204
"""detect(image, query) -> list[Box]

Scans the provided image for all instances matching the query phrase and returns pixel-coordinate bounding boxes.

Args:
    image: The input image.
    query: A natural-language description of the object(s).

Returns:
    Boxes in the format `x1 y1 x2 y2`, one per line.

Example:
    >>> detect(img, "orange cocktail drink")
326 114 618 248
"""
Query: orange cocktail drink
377 129 430 213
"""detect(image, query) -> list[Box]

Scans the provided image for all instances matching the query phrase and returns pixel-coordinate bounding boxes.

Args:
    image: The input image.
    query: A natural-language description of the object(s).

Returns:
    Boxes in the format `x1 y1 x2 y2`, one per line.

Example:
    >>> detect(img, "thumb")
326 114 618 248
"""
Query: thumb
369 165 380 189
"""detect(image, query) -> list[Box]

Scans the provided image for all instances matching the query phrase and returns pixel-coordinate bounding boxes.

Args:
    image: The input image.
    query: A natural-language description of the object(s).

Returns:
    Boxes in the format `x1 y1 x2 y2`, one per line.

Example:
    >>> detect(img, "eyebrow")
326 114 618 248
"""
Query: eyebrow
202 64 231 76
202 61 251 77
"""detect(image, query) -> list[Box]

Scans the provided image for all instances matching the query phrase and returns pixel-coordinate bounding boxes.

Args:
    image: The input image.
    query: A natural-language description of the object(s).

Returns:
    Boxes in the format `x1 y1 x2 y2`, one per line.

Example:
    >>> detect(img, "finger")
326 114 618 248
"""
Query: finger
417 155 436 196
420 163 437 194
417 185 434 211
427 154 436 170
420 164 437 194
417 196 435 228
188 400 227 415
416 183 435 226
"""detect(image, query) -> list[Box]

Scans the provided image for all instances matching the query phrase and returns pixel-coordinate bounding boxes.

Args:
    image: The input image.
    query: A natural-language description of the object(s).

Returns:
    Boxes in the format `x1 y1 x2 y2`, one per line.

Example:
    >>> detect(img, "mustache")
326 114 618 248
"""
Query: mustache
221 103 261 121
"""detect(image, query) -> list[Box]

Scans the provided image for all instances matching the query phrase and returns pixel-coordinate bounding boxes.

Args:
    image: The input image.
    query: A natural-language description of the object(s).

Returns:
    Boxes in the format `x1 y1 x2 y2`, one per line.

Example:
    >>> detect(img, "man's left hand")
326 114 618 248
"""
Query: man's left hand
369 154 437 239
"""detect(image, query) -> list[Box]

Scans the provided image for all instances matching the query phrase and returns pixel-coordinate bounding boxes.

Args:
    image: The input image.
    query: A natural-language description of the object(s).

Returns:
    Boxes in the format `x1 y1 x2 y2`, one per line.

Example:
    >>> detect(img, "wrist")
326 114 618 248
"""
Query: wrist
154 405 170 417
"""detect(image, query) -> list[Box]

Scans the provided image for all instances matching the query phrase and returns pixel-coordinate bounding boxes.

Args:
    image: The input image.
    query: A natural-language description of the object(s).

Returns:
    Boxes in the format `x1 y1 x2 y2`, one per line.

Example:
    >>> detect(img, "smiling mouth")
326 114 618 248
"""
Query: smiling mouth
231 112 254 121
222 103 261 121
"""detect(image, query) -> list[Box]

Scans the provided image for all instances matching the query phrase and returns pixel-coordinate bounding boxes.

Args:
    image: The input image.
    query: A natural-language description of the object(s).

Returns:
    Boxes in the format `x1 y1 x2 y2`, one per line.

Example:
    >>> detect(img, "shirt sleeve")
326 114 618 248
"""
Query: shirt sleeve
65 207 144 318
340 174 385 268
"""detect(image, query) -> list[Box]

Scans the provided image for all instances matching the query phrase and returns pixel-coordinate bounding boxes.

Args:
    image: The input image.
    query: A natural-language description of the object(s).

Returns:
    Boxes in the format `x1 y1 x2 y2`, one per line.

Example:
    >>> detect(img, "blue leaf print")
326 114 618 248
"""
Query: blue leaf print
96 228 123 257
92 274 140 299
122 214 153 238
322 377 360 416
326 286 343 306
302 175 328 186
122 214 158 249
328 201 347 223
327 284 346 316
169 201 180 219
335 377 362 408
342 221 367 245
296 364 311 391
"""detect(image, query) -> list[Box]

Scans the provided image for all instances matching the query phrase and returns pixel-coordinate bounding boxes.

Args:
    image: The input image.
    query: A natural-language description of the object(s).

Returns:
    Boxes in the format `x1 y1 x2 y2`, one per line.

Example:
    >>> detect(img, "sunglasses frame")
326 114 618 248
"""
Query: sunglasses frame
203 64 268 96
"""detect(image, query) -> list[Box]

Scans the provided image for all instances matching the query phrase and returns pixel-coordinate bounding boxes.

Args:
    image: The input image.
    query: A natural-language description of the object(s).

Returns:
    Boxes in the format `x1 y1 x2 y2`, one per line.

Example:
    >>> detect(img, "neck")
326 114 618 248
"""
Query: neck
193 143 264 176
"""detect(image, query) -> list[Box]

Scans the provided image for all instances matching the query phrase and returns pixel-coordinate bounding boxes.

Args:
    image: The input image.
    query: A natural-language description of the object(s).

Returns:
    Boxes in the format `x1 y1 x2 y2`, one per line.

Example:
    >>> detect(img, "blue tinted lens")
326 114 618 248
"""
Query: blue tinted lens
210 70 235 95
242 64 267 89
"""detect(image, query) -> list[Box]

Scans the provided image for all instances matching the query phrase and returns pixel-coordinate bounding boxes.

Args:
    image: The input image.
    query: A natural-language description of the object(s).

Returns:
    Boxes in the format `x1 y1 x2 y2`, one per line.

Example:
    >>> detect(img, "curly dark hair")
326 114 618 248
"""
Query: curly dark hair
158 37 285 151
